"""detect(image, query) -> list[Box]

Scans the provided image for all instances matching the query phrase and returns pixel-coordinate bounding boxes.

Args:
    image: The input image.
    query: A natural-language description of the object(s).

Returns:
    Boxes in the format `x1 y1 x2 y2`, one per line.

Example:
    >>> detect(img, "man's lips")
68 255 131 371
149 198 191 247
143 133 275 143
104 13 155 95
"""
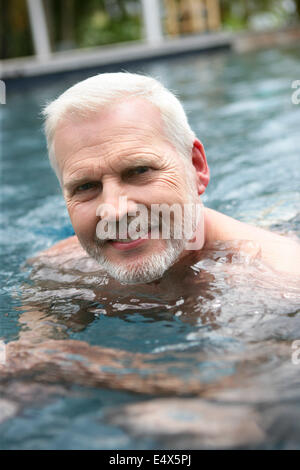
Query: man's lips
107 232 150 251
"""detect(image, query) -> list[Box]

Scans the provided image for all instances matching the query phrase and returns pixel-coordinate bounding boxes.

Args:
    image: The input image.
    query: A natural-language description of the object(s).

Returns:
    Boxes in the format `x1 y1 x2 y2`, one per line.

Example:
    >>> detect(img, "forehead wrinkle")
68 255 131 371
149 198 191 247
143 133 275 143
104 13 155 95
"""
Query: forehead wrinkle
112 151 164 174
63 134 168 172
57 124 166 174
63 149 167 189
55 97 182 184
63 165 101 192
59 145 102 183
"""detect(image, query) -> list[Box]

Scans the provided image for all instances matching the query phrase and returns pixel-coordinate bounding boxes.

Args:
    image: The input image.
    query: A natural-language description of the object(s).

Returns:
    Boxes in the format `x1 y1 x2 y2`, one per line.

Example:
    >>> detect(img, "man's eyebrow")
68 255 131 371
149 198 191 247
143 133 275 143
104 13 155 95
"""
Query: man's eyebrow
63 175 95 191
63 154 161 191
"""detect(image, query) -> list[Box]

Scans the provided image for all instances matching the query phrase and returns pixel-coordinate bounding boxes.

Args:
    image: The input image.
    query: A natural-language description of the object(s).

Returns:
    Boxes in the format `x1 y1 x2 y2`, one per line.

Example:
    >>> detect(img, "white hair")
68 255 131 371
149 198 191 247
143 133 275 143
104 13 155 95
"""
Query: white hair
42 72 196 181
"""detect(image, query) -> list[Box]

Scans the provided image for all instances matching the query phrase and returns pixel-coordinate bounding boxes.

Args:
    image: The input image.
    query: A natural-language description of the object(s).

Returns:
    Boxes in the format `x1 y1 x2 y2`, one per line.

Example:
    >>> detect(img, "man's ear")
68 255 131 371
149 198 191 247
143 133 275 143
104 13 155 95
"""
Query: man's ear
191 139 210 195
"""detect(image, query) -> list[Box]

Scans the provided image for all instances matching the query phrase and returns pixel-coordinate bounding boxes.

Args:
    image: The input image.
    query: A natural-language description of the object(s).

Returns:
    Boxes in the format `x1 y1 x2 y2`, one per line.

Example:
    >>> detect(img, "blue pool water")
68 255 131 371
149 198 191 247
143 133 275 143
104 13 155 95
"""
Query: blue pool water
0 45 300 449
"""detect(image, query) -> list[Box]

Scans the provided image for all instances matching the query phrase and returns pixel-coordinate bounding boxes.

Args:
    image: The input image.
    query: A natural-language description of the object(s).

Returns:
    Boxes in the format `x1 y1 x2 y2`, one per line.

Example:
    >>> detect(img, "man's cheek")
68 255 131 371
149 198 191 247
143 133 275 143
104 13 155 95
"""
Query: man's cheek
68 204 96 240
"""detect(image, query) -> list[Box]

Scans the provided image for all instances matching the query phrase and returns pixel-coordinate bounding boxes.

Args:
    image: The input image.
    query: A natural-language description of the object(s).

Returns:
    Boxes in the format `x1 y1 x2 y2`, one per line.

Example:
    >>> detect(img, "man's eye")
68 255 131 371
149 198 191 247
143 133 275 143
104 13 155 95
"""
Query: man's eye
76 182 98 192
127 166 150 177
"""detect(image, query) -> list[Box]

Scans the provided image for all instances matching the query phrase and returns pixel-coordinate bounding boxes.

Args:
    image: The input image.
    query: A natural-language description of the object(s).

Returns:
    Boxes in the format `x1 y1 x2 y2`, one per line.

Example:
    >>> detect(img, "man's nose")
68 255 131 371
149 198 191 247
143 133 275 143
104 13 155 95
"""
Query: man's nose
96 180 138 221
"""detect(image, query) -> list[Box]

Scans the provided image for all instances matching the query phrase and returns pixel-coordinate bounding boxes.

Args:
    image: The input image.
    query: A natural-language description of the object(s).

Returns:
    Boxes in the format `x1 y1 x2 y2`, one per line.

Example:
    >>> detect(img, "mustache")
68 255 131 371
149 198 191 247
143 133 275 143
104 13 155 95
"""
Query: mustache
94 203 199 246
94 212 170 245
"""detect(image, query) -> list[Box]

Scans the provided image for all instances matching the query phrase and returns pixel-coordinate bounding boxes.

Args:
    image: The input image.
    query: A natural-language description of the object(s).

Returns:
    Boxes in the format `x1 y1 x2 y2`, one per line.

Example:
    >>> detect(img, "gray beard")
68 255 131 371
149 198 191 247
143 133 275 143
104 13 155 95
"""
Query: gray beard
83 237 186 285
81 181 201 285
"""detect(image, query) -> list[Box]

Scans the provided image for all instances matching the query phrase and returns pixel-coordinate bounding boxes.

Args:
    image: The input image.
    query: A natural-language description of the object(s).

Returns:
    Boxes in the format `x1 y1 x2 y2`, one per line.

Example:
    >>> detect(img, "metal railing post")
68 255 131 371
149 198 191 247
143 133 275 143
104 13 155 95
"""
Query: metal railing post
26 0 51 60
141 0 164 45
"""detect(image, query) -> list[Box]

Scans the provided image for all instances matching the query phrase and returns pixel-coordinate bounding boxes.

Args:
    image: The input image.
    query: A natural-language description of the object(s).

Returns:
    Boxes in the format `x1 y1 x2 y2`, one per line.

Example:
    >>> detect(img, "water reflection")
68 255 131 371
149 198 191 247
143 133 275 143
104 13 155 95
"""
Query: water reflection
1 45 300 449
1 238 299 448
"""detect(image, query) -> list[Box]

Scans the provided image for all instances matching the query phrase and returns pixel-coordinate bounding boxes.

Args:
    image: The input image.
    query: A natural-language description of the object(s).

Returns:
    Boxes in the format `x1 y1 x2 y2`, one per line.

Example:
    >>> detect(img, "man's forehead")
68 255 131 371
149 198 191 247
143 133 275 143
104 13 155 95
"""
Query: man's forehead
54 97 165 152
103 97 163 127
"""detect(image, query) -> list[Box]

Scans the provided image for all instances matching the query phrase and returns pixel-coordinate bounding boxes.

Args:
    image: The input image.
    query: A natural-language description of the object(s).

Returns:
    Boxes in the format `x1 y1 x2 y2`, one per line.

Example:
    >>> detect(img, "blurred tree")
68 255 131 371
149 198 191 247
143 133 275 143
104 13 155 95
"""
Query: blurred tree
47 0 141 50
0 0 33 59
0 0 8 58
220 0 300 30
60 0 75 49
1 0 299 60
295 0 300 16
74 0 142 48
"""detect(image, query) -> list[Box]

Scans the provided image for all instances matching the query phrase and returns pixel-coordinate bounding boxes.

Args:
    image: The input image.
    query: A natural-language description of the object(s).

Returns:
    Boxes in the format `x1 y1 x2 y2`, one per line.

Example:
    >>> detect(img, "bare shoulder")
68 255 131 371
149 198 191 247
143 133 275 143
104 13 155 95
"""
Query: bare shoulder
26 235 87 267
38 235 82 256
270 236 300 276
204 207 300 275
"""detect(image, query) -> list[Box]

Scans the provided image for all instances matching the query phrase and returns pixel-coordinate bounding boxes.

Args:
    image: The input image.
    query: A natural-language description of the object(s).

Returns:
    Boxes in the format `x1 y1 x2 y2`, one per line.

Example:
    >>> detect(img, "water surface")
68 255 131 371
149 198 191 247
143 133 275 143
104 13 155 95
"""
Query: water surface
1 45 300 449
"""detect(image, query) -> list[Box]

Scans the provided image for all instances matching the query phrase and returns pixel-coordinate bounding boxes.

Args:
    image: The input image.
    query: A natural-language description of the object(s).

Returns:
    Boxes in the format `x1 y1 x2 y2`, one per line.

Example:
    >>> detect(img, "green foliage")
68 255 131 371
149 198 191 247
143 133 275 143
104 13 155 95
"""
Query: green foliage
220 0 299 31
1 0 299 60
77 10 142 48
49 0 142 50
222 15 248 32
0 0 34 59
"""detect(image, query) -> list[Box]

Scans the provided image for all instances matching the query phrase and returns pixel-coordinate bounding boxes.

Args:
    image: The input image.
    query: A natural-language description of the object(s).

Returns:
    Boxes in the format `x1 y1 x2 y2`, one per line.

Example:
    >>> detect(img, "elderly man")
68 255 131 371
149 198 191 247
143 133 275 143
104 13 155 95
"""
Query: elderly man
40 72 300 285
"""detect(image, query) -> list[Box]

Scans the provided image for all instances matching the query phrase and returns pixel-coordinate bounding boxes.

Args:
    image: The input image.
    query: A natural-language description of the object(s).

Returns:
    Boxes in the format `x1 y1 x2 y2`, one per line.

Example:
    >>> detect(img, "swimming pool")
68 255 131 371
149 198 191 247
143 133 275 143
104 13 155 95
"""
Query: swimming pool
1 45 300 449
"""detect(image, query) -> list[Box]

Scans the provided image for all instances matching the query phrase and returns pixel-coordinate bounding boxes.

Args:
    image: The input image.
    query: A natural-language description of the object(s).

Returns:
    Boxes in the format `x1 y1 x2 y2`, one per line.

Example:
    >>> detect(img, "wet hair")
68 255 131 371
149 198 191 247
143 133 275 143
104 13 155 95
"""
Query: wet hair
42 72 196 182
